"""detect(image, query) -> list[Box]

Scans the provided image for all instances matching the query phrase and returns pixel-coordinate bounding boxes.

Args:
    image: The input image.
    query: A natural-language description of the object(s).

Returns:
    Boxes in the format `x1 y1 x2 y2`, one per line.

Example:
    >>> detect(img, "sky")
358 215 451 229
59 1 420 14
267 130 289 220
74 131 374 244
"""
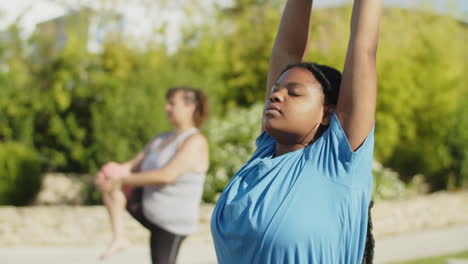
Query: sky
0 0 466 48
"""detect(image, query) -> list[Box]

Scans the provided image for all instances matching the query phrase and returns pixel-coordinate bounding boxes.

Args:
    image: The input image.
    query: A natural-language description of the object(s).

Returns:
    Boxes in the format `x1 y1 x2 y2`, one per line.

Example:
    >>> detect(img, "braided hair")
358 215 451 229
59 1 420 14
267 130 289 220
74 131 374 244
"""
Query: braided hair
362 200 375 264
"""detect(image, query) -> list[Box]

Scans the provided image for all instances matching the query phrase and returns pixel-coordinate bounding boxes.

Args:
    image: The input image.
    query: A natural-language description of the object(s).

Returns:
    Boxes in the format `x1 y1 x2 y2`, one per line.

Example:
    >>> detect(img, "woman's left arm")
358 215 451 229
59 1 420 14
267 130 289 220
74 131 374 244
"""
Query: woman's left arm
121 133 209 186
335 0 383 151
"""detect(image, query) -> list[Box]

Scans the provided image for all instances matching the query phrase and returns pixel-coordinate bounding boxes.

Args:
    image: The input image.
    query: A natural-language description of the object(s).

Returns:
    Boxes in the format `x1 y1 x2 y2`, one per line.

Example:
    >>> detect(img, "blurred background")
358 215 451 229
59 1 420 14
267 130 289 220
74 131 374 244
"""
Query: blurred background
0 0 467 263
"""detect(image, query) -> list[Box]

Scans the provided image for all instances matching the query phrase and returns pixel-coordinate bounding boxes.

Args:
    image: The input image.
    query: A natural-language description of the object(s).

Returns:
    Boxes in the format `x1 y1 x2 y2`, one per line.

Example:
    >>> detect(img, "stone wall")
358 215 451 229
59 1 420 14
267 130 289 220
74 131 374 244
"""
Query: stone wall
1 192 467 247
34 173 88 205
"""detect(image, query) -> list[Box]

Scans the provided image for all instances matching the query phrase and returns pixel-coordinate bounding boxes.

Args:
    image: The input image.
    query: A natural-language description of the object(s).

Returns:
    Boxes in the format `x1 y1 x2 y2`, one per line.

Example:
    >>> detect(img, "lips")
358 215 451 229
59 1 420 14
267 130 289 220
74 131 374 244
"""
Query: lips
264 104 282 115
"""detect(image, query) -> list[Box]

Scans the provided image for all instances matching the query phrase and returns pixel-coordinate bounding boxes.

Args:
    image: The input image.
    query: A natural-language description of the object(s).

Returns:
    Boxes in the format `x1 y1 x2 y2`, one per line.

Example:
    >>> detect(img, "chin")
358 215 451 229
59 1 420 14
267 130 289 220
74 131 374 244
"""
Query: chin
167 119 176 126
264 124 297 145
263 118 278 133
267 118 320 146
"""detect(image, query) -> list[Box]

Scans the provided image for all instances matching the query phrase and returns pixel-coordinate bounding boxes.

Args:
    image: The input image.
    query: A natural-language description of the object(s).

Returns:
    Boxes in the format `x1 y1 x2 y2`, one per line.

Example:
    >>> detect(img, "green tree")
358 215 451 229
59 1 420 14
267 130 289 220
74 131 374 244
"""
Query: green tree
214 0 281 108
298 8 468 189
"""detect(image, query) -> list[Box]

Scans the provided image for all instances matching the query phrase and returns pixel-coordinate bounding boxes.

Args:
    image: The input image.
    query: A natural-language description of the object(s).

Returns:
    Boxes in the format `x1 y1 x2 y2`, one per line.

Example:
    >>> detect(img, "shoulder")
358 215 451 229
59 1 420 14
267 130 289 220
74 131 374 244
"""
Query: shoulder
305 112 374 174
158 131 173 139
182 132 208 149
142 132 168 151
189 132 208 144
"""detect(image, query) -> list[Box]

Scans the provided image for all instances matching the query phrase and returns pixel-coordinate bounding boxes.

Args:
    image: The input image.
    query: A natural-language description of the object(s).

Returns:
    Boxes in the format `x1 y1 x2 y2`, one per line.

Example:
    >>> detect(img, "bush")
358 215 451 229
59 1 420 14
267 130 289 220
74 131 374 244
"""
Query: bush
372 161 408 200
203 104 263 202
372 161 428 200
0 142 43 205
82 173 102 205
2 5 466 193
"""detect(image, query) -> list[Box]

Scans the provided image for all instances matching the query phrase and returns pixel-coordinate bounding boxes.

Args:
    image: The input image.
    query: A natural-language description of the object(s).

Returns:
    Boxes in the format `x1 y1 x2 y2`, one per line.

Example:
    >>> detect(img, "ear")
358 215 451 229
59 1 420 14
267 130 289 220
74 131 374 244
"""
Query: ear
321 105 335 126
185 101 196 112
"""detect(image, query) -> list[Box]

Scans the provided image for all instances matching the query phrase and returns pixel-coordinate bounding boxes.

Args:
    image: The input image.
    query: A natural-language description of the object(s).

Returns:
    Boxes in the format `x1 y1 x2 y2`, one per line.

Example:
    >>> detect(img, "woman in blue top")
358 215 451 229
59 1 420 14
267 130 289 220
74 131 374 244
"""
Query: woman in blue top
211 0 382 263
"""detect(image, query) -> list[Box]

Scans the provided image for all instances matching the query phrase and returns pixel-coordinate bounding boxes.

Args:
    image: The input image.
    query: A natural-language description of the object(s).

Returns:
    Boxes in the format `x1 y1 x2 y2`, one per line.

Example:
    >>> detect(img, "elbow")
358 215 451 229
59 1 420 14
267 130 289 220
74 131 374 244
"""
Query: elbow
350 38 379 59
162 176 176 185
351 46 378 66
287 48 307 63
366 45 378 59
356 44 378 59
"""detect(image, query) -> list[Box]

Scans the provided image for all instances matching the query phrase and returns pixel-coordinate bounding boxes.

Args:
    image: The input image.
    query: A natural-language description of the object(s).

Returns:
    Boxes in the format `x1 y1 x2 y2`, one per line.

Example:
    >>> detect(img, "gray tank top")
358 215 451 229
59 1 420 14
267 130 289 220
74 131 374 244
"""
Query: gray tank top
141 128 206 235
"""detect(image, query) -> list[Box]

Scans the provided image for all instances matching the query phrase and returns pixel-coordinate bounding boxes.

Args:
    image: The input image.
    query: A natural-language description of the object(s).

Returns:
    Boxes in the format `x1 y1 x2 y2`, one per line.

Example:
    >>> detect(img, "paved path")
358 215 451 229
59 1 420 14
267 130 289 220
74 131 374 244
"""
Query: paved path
1 240 217 264
2 224 468 264
374 224 468 263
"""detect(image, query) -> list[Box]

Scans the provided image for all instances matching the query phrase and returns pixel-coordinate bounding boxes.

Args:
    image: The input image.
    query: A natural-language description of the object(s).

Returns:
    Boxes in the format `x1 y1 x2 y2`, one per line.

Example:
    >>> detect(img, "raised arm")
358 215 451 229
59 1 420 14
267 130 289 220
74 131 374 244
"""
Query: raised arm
335 0 383 151
266 0 313 100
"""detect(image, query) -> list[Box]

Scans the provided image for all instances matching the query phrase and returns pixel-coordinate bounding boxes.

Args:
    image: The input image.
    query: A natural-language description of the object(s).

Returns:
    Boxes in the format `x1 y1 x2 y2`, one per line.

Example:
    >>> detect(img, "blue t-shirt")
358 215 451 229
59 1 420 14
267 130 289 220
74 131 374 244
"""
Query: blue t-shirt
211 113 374 264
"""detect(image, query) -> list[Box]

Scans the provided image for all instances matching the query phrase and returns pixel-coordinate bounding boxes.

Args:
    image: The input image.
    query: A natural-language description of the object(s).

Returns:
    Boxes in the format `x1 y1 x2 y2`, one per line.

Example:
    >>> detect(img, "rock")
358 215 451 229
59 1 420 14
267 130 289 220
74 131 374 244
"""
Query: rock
372 191 468 237
34 173 87 205
0 192 467 247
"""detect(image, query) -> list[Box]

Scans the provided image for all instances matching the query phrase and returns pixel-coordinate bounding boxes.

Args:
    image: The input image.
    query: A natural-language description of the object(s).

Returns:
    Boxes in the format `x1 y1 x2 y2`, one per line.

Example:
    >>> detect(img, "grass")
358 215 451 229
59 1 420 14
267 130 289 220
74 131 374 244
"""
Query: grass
393 250 468 264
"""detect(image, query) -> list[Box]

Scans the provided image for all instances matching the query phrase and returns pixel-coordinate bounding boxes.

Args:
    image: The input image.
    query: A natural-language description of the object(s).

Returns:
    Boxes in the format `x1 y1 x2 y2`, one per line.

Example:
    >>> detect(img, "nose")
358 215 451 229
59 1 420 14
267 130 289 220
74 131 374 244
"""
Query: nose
269 88 285 103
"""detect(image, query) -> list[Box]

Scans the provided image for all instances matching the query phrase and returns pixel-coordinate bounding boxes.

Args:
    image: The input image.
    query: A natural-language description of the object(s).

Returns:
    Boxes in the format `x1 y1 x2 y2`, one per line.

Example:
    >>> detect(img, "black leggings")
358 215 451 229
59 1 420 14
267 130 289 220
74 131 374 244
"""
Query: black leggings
126 187 186 264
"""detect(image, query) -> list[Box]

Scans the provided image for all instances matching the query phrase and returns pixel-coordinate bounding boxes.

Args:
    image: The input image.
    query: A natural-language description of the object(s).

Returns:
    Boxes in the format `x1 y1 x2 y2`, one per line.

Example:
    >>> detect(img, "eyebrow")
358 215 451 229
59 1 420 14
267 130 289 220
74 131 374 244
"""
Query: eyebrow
274 82 306 88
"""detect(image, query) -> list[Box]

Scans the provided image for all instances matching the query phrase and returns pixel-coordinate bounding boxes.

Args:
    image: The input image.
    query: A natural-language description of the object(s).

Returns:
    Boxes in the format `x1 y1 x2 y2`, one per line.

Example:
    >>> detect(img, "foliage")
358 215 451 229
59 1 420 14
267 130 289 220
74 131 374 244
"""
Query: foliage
0 142 42 205
448 105 468 188
213 0 281 108
305 8 468 189
203 104 263 202
372 161 408 200
0 2 467 206
372 161 428 201
375 10 468 189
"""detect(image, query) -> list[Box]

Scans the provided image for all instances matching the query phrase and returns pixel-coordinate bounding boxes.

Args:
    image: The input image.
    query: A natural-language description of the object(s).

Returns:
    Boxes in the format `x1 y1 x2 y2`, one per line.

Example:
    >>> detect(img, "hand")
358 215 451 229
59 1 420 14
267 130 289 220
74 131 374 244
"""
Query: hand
100 172 124 192
95 162 117 187
95 162 130 191
102 162 130 178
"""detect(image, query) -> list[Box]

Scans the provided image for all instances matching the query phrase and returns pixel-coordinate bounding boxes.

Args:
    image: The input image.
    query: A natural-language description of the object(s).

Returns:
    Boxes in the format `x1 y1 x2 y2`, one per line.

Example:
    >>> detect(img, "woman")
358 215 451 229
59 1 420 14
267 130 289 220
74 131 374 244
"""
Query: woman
211 0 381 263
95 86 209 264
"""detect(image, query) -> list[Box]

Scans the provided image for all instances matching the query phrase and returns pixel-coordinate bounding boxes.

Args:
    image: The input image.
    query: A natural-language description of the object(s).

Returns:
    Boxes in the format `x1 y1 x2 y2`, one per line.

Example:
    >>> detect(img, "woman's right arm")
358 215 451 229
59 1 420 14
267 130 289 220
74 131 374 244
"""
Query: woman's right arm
266 0 313 100
97 136 157 179
117 153 143 173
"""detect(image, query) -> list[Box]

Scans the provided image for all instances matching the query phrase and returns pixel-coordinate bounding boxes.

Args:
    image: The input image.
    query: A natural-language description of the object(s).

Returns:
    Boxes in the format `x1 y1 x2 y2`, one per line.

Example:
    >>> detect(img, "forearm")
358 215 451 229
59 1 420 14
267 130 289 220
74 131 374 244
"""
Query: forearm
342 0 382 100
348 0 383 55
267 0 314 97
336 0 382 149
121 168 175 187
120 160 139 173
273 0 313 59
121 151 146 172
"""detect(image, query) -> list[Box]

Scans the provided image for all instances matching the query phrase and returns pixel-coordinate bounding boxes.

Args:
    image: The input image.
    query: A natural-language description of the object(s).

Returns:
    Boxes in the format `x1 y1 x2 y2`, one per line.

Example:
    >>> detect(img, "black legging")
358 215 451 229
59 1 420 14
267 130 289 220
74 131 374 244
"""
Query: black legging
126 187 186 264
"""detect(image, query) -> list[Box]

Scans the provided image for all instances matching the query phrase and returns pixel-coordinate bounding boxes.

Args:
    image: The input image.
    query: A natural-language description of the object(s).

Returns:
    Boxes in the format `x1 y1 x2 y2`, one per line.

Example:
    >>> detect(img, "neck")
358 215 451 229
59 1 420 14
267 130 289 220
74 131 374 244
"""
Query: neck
174 122 196 135
274 143 306 157
273 125 327 157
